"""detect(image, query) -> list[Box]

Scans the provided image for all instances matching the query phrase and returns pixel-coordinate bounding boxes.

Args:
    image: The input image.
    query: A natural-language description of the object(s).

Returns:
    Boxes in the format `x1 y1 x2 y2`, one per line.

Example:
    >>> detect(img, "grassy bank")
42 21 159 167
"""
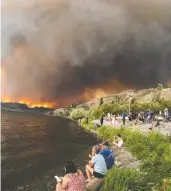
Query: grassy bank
81 121 171 191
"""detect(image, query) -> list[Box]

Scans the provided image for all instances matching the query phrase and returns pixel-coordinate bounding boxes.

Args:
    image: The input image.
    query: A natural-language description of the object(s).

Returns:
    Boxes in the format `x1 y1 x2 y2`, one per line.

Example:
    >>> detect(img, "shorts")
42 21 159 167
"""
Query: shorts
93 171 105 178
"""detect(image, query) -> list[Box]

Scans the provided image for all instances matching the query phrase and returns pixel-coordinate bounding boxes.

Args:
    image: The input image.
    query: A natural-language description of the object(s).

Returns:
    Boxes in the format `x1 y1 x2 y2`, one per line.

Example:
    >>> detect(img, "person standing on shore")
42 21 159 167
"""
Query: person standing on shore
107 113 111 120
122 112 126 126
164 108 169 122
111 115 115 125
85 117 89 124
100 115 104 126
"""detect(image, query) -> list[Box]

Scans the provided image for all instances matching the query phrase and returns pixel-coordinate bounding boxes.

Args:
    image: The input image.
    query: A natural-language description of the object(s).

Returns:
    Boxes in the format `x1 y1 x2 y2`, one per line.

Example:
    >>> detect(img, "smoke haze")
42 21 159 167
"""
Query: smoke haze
2 0 171 106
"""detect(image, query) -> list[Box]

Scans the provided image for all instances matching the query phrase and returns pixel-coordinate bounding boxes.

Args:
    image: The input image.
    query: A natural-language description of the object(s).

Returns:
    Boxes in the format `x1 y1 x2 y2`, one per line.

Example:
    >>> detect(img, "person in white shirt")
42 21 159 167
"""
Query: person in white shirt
113 134 124 148
164 108 169 122
107 113 111 120
111 115 115 125
85 145 107 182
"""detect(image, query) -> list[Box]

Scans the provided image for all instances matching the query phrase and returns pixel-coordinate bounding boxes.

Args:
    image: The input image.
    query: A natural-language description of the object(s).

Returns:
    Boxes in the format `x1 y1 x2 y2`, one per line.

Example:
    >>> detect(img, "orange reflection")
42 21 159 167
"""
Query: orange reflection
1 97 55 108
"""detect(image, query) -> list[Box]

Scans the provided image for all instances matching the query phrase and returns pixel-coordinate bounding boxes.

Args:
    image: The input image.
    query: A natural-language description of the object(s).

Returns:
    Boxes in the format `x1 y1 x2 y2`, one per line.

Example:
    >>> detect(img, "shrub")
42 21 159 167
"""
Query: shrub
131 103 144 113
100 104 113 114
103 167 149 191
130 101 169 113
158 99 171 110
99 103 128 115
80 120 95 131
88 107 102 119
70 108 88 120
53 109 68 117
157 179 171 191
76 104 89 110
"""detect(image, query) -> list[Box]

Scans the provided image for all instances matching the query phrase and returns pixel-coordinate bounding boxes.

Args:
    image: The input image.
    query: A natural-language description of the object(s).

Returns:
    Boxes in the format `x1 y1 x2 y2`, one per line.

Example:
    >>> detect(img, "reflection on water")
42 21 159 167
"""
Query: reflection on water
1 111 97 191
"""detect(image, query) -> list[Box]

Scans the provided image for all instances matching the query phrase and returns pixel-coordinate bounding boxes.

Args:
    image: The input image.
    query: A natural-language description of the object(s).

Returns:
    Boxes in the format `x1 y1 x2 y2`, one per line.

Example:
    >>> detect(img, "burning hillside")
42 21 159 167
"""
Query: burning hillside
1 0 171 107
1 79 133 108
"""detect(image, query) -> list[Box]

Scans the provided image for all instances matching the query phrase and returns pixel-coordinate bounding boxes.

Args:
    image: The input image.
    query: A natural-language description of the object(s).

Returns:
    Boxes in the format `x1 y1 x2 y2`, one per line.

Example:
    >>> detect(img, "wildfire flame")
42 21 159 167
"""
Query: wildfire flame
1 96 55 108
1 79 133 108
1 62 134 109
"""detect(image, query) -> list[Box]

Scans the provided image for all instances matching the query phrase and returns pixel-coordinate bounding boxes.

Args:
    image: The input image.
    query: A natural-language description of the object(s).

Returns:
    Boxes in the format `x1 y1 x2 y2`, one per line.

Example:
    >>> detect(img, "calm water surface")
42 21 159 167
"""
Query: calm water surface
1 111 97 191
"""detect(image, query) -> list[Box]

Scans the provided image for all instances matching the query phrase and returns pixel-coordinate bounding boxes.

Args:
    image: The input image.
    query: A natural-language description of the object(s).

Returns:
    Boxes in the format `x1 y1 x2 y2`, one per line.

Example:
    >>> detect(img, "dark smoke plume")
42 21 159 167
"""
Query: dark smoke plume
2 0 171 105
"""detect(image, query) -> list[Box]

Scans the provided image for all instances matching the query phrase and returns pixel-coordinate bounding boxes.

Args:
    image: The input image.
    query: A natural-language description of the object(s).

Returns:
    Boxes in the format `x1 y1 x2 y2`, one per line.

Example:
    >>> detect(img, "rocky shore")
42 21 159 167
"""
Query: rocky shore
114 147 141 170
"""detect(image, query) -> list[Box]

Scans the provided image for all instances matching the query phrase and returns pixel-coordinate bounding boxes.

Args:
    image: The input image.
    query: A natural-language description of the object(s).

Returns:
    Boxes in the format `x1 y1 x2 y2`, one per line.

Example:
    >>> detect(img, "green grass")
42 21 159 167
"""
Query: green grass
81 121 171 191
103 167 150 191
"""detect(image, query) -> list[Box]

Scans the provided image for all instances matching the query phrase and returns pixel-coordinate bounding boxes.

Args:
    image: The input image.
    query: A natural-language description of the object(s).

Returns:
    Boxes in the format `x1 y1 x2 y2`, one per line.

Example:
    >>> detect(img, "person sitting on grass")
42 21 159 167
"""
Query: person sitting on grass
85 145 107 182
89 142 115 170
56 161 86 191
99 141 115 170
113 134 124 148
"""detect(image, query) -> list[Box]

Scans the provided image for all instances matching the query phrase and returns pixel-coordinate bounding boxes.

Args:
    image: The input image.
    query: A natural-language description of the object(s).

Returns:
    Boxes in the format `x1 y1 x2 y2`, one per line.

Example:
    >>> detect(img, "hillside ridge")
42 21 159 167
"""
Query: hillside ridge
84 88 171 108
51 88 171 117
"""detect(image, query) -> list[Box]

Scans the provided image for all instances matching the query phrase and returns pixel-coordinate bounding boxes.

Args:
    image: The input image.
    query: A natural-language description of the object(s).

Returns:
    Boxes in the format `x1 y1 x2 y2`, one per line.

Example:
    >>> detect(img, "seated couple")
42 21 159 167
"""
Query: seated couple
86 141 115 183
55 142 115 191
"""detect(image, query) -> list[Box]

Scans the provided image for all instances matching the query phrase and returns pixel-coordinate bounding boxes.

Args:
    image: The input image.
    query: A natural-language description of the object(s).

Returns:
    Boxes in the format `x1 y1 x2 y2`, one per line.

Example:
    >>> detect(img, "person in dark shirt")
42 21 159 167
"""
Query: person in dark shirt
85 117 89 124
150 110 153 121
100 115 104 126
122 112 126 125
99 141 114 170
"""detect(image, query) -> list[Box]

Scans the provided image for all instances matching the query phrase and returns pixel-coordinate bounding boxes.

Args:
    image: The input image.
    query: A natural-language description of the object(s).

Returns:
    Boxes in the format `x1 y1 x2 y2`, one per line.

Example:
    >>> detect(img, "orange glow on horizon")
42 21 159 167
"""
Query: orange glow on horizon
1 79 133 109
1 97 55 109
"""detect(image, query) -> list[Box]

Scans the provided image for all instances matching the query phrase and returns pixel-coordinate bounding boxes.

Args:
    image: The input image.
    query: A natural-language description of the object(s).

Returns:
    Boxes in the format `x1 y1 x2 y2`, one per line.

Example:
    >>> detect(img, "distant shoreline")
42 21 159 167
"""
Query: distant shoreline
1 108 52 115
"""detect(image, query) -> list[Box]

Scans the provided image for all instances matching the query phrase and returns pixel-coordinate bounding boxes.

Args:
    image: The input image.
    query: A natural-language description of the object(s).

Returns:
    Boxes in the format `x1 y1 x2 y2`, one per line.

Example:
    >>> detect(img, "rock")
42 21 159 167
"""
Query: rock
115 161 123 167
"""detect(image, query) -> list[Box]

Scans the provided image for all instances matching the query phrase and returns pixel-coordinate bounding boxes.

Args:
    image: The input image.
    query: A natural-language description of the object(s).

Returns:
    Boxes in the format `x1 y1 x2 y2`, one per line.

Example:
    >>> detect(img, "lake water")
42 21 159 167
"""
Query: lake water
1 111 97 191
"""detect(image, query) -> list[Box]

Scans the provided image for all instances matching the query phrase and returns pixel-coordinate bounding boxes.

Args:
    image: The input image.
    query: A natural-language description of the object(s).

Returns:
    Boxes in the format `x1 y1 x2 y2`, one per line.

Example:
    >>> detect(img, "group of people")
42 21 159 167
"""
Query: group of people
56 134 124 191
100 112 127 126
100 108 170 128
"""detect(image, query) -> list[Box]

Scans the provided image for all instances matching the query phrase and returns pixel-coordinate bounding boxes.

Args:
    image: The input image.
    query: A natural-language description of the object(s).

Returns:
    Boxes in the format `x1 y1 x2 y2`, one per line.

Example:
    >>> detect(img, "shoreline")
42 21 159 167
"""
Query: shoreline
80 120 171 190
2 112 171 190
80 120 141 168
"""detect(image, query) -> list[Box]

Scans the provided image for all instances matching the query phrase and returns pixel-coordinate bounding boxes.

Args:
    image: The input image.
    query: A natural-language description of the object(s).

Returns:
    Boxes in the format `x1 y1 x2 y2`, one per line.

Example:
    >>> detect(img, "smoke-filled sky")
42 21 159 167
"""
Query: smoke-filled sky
1 0 171 106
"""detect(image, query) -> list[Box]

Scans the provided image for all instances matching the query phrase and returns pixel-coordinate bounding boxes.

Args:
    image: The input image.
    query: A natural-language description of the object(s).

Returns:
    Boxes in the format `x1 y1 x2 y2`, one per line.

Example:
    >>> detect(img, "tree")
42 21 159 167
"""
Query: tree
101 104 113 114
89 107 103 119
99 98 104 105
